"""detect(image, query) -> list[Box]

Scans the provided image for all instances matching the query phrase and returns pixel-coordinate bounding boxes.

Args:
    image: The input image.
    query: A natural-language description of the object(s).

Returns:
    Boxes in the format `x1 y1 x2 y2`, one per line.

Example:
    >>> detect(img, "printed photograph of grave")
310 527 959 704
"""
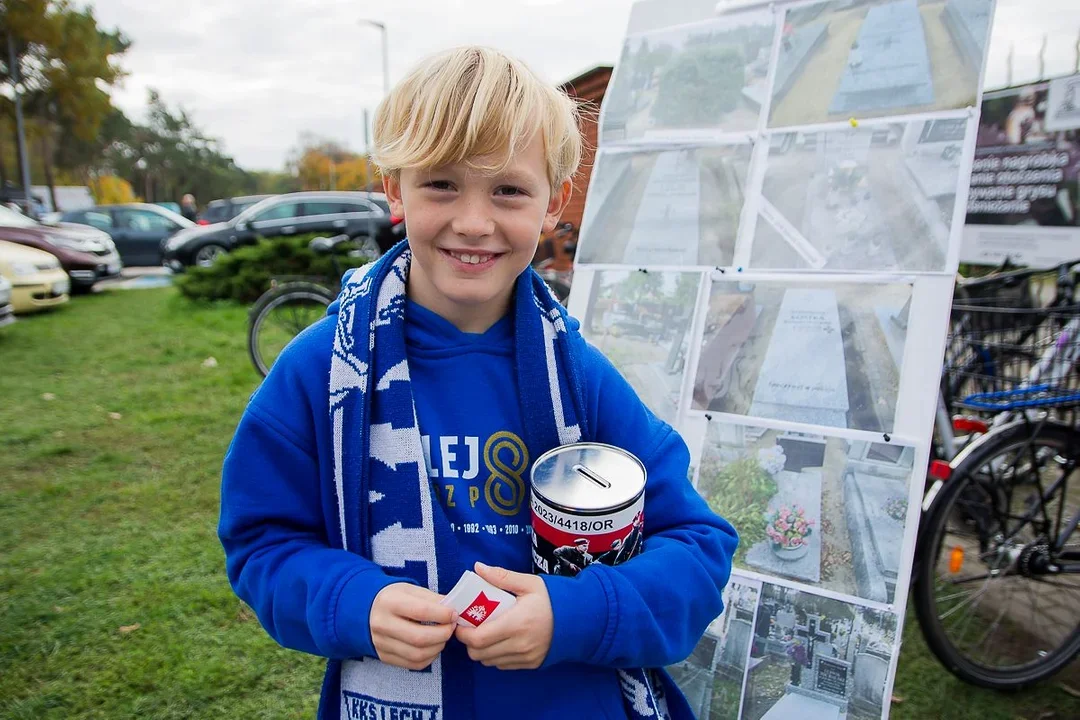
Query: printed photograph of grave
579 270 702 425
768 0 992 128
695 420 915 603
692 279 912 433
668 578 761 719
576 146 752 267
743 583 897 720
601 12 775 143
751 118 969 272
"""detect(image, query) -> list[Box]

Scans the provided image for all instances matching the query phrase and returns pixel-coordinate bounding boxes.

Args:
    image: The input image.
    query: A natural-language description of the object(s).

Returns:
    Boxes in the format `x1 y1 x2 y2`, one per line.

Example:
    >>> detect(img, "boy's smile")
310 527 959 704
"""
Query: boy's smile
384 136 571 334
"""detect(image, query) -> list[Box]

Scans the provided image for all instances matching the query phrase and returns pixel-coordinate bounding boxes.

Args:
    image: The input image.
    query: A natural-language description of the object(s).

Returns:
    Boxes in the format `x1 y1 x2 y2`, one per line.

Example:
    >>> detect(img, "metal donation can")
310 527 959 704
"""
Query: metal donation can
530 442 646 577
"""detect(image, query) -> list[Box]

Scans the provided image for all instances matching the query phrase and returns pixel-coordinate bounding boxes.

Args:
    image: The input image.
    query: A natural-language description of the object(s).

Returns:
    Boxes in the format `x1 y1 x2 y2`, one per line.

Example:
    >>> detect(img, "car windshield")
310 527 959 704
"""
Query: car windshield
146 205 196 228
0 204 39 228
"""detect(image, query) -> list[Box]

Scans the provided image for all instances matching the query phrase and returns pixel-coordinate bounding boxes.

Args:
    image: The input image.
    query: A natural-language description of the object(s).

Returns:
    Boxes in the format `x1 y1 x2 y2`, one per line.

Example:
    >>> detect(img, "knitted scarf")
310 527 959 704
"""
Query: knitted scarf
326 240 670 720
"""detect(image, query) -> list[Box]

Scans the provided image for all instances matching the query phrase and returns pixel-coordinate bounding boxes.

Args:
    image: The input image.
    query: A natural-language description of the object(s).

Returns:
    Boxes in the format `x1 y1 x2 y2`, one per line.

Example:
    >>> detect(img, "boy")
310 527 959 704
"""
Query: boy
219 46 737 720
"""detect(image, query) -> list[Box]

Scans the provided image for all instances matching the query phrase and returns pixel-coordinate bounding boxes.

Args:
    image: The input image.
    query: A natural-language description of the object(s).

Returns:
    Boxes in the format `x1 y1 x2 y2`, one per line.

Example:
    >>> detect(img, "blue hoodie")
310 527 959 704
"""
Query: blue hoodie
219 291 738 720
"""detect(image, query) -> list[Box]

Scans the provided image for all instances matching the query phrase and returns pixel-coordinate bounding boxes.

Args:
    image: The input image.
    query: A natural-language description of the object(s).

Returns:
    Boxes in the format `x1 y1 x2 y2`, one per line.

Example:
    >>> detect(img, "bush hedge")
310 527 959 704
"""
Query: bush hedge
174 234 375 304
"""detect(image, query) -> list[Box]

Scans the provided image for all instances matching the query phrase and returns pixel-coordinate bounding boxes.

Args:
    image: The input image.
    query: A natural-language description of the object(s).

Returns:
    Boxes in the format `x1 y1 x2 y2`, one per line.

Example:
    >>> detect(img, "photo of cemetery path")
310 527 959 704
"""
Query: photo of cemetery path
744 584 898 720
696 422 915 603
580 271 701 425
751 120 965 272
693 280 911 433
668 580 760 719
577 146 751 267
769 0 991 128
602 12 774 142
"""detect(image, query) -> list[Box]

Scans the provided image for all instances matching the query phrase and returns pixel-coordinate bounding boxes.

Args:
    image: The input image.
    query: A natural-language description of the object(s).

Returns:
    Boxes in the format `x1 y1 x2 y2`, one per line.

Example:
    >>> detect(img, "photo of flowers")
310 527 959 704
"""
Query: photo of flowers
695 419 916 603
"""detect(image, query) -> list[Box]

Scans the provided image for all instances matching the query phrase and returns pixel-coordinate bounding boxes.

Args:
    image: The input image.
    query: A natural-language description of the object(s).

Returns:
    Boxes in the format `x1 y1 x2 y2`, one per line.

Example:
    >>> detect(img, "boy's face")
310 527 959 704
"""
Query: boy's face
384 136 571 332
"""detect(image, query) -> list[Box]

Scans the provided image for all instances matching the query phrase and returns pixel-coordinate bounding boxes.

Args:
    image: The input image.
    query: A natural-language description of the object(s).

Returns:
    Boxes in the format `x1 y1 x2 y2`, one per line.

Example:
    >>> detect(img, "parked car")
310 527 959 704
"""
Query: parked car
0 203 122 293
198 194 274 225
162 191 403 270
0 273 16 328
0 240 69 313
58 203 194 266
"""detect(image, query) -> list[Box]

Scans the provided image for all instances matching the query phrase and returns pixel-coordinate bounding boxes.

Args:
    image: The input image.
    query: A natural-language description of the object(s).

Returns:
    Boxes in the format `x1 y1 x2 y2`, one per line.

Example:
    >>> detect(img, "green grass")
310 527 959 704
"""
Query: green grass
2 288 1078 719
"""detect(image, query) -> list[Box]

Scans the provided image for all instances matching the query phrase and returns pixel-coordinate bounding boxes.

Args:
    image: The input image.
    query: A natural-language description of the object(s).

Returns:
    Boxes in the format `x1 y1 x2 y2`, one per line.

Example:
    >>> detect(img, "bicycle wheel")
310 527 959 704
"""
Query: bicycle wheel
248 282 334 377
914 420 1080 689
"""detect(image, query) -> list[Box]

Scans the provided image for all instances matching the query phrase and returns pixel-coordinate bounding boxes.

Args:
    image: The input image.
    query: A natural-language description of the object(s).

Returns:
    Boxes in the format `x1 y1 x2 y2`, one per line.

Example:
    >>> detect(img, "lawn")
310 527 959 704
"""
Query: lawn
2 287 1078 719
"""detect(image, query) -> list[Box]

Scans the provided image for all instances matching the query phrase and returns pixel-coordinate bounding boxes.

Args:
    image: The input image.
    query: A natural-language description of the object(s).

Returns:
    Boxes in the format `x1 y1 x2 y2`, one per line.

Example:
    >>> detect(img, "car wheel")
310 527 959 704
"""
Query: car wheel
194 243 227 268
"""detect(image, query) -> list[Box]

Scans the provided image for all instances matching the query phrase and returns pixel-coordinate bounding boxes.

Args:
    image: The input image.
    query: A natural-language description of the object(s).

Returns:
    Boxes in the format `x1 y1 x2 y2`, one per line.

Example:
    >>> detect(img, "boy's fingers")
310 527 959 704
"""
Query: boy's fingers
474 562 540 595
395 593 455 625
454 613 516 649
386 616 455 647
375 636 443 669
463 635 522 663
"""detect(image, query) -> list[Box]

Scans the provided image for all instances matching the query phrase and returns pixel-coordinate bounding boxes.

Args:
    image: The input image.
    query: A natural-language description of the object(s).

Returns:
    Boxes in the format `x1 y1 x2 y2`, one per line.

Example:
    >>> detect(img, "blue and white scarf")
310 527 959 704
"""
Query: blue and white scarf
327 240 670 720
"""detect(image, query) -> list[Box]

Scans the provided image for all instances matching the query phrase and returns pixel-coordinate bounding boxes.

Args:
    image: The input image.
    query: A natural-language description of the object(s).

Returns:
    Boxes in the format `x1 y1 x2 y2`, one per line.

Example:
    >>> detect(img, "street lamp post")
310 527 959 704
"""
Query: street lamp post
359 18 389 212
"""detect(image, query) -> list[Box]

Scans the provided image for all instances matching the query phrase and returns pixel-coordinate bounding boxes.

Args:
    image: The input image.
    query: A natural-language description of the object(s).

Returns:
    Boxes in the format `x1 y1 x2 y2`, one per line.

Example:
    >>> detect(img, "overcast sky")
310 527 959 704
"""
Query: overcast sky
81 0 1080 171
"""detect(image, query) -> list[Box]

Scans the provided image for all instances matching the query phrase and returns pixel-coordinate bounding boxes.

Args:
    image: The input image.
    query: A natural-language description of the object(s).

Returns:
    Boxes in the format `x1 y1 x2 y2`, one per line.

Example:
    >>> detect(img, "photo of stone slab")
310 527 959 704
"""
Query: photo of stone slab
742 583 897 720
601 12 775 143
769 0 992 128
580 270 701 425
576 146 752 267
697 422 915 603
693 279 911 433
668 579 761 719
751 119 967 272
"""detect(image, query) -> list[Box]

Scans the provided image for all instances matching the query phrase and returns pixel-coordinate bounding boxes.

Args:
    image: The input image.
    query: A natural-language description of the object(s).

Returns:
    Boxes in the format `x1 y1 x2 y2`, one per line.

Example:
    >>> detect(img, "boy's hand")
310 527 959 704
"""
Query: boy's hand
370 583 456 671
455 562 553 670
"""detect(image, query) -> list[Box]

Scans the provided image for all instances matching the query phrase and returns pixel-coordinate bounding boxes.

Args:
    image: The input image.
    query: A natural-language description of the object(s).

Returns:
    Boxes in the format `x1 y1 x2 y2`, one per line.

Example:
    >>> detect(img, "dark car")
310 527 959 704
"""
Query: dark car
59 203 194 267
198 195 274 225
162 191 403 270
0 203 122 293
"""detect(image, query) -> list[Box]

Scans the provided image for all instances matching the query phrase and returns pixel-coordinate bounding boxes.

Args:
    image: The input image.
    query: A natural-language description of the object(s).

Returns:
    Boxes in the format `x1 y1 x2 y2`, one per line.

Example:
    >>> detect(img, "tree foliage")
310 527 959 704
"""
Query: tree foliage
286 132 377 191
651 44 746 127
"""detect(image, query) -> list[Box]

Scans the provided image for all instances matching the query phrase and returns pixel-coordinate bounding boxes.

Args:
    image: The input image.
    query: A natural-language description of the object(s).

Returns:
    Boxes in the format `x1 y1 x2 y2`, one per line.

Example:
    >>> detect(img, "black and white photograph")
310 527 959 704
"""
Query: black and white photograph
695 420 916 603
751 119 970 272
692 278 911 433
579 270 702 425
743 583 897 720
601 12 776 143
668 578 761 719
576 145 752 267
768 0 993 128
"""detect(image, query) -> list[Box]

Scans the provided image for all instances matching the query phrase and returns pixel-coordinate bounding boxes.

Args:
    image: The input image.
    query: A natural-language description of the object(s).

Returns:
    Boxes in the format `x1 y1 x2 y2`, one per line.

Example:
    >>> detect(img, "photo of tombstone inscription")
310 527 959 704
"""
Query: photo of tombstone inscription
601 11 776 143
768 0 992 128
580 270 702 424
695 420 915 603
692 279 912 433
576 146 752 267
751 119 969 272
668 579 761 719
743 583 897 720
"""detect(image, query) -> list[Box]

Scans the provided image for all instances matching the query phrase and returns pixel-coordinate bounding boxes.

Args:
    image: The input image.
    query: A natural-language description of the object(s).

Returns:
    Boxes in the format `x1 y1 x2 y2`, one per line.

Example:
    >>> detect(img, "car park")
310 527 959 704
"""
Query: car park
0 241 69 313
162 191 402 270
198 195 274 225
0 273 16 328
0 203 121 293
58 203 194 266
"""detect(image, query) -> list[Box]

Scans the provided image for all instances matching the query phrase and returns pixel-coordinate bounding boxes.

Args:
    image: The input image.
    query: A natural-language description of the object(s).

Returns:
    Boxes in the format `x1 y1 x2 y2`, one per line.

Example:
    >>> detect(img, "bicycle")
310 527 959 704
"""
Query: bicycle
913 260 1080 690
247 234 356 377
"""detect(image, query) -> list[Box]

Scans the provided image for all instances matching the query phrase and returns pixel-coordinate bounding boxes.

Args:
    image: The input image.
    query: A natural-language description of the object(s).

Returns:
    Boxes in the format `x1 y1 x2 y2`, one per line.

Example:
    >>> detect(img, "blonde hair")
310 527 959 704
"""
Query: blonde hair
372 46 582 191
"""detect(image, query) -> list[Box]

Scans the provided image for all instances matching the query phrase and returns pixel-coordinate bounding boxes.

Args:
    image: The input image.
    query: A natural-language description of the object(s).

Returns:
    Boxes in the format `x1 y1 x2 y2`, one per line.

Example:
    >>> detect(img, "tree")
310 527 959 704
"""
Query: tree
651 44 746 128
286 132 377 191
1 0 130 206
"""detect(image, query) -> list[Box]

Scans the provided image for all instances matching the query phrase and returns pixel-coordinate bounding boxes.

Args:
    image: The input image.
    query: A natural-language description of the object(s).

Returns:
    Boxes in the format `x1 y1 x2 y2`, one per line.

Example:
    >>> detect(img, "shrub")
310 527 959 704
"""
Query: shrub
698 455 778 565
174 234 375 304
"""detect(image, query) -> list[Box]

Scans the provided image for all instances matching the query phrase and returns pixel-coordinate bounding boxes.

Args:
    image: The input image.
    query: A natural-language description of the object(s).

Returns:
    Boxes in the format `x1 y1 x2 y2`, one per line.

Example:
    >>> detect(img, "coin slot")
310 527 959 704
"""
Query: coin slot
573 464 611 489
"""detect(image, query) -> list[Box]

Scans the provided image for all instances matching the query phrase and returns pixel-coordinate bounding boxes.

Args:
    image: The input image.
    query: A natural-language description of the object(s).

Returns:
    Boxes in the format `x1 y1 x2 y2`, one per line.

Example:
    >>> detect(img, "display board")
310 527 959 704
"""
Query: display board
960 72 1080 267
567 1 997 717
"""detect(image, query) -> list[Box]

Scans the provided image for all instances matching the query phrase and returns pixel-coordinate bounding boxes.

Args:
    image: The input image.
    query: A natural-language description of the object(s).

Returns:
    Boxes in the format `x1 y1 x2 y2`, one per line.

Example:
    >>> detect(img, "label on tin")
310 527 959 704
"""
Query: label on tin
530 494 644 576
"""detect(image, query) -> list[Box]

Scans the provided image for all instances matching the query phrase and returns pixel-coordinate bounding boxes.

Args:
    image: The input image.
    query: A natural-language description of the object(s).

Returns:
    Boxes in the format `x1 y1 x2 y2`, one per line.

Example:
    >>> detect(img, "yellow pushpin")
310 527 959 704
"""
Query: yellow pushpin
849 117 859 128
